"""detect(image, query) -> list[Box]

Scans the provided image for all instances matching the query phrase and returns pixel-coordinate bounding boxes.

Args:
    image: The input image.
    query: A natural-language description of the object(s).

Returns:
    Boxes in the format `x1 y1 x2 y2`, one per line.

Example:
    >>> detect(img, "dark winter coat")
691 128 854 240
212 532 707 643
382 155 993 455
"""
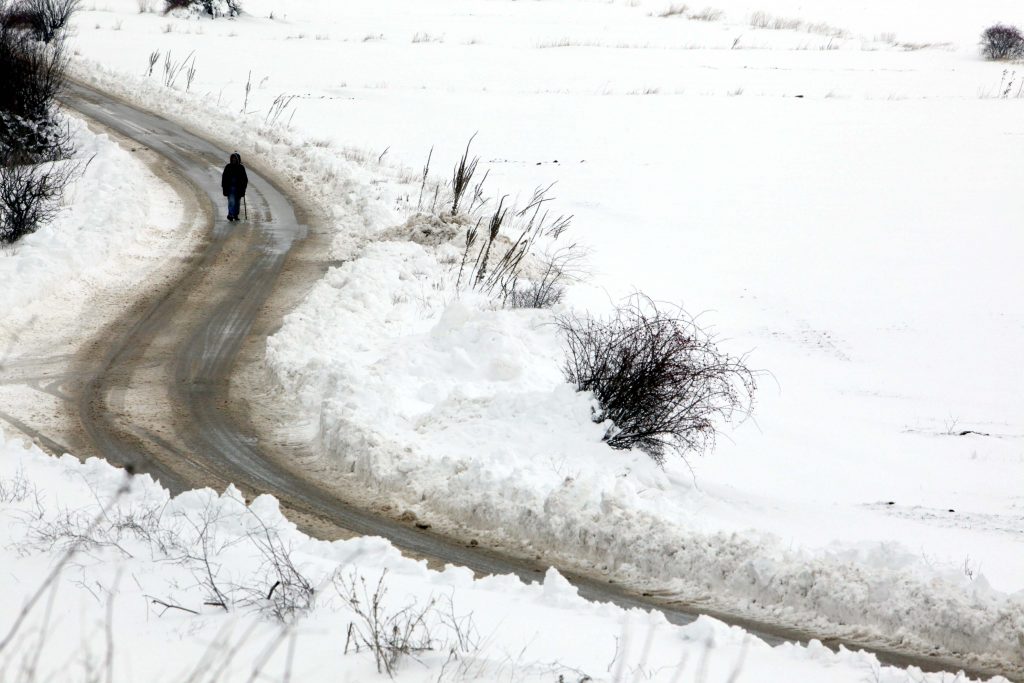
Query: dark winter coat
221 153 248 197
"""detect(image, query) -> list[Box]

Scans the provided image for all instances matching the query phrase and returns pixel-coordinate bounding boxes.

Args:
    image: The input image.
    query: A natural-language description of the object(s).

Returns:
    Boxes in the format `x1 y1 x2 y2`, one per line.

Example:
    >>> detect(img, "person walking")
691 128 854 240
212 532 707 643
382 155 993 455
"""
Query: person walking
221 152 248 221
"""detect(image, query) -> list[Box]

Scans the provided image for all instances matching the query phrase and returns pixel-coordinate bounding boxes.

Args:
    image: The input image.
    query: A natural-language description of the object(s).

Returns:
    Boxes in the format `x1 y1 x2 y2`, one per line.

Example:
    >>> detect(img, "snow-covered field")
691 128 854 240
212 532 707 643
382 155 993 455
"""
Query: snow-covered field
1 0 1020 678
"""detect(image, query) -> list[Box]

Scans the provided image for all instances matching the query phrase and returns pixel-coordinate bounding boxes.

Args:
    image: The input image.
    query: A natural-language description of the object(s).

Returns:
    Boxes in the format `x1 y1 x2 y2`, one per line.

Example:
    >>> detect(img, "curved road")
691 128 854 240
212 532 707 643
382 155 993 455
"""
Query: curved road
55 83 1015 682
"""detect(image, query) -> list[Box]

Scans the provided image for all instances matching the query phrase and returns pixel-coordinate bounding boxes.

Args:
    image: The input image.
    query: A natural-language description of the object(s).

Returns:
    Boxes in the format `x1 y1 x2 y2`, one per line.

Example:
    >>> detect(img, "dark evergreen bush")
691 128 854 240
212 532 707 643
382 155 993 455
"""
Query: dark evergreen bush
0 16 71 159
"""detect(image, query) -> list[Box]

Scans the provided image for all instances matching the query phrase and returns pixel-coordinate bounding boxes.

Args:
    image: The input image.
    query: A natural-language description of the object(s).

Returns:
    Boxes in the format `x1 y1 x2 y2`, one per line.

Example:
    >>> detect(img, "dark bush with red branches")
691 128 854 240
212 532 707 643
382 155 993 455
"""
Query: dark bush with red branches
558 295 757 464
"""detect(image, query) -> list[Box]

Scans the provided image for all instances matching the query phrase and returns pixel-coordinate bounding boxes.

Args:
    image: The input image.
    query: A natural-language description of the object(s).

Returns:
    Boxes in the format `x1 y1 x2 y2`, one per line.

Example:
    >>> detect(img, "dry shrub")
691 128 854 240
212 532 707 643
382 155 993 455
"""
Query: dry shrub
0 0 78 243
559 295 756 464
164 0 240 17
0 156 78 243
981 24 1024 60
2 0 80 43
690 6 723 21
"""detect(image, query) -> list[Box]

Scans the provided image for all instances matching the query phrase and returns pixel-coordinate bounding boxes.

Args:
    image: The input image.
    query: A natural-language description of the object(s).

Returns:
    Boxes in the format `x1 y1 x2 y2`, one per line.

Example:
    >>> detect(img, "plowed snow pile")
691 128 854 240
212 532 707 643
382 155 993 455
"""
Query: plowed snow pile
0 429 1013 682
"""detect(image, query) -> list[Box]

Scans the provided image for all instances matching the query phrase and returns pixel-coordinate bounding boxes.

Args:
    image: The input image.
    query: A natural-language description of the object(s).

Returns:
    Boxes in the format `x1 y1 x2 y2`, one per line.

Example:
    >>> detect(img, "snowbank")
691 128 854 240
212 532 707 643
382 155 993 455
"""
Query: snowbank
0 427 1010 682
264 230 1024 673
1 117 185 335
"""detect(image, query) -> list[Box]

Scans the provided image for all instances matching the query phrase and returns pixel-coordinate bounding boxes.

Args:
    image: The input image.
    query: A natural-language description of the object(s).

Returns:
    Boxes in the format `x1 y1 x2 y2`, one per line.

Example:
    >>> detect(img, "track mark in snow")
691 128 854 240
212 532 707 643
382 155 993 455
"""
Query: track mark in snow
864 501 1024 539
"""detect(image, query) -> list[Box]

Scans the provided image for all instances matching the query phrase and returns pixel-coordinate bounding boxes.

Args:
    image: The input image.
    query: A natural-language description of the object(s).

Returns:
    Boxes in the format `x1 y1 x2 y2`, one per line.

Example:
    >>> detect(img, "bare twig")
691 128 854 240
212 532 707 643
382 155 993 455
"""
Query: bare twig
0 472 133 655
146 596 200 616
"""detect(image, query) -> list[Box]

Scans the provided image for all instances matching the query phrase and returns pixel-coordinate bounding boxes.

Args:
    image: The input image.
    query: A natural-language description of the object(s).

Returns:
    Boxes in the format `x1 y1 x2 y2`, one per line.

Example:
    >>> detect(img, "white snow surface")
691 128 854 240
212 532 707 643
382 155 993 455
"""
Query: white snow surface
1 117 184 336
0 429 1011 682
32 0 1024 674
0 114 192 458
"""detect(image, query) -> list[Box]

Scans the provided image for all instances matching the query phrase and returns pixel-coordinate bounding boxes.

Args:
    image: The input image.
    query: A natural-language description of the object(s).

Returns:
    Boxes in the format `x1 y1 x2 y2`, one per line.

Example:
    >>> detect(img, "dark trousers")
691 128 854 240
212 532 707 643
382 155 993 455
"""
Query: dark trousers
227 192 240 219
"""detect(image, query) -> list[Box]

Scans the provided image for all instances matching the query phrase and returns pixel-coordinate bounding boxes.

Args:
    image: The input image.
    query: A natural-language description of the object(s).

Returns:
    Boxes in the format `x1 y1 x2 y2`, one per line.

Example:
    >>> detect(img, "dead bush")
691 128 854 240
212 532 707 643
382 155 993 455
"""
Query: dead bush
339 570 436 677
558 295 756 464
19 0 80 43
0 154 78 243
506 244 586 310
164 0 241 18
981 23 1024 60
242 511 315 622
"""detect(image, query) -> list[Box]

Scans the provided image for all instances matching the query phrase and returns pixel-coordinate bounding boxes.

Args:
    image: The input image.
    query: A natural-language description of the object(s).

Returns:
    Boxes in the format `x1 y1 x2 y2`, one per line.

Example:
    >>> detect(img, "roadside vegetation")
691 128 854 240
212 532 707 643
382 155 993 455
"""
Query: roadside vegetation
411 138 757 466
0 470 483 681
559 295 757 464
0 0 80 244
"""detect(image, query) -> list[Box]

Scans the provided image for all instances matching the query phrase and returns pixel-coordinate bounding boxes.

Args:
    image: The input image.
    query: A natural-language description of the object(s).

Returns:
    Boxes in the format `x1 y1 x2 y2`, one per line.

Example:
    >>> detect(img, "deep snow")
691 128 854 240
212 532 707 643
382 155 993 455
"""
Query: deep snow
2 0 1019 677
0 427 1012 682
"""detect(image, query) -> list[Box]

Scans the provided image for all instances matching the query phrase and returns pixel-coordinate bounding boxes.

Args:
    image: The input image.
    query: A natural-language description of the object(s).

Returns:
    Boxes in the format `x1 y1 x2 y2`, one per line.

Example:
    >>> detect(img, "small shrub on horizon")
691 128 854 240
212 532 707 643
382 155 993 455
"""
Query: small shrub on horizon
981 23 1024 60
690 6 723 22
163 0 240 18
657 3 687 18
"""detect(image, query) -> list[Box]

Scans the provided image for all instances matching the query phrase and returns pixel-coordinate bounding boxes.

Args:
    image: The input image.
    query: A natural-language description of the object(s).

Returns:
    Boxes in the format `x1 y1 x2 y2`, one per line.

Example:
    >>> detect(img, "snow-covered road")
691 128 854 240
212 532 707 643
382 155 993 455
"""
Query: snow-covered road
21 82 1010 681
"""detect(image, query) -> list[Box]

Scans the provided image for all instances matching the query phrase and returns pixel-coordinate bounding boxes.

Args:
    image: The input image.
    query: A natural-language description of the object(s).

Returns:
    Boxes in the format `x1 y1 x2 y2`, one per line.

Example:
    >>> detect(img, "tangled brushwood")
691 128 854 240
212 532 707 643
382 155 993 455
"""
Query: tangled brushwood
981 24 1024 60
0 157 77 243
163 0 241 18
559 295 756 464
2 0 79 44
0 0 80 243
0 1 73 159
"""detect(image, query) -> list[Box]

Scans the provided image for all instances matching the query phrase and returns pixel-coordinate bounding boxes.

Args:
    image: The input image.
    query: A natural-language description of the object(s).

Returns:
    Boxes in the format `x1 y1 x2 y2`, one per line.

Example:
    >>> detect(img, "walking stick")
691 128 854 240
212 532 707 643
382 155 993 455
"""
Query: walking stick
243 196 248 220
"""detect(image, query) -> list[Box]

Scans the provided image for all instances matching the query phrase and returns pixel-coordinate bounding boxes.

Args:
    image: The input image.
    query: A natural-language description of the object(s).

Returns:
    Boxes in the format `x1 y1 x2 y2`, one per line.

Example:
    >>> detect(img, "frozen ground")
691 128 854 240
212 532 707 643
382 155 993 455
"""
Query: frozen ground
40 0 1024 674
